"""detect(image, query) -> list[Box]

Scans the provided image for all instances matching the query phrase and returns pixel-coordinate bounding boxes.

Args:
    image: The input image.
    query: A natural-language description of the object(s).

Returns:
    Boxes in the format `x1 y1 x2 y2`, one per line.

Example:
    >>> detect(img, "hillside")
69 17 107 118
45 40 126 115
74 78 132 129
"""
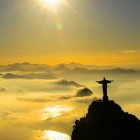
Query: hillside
72 100 140 140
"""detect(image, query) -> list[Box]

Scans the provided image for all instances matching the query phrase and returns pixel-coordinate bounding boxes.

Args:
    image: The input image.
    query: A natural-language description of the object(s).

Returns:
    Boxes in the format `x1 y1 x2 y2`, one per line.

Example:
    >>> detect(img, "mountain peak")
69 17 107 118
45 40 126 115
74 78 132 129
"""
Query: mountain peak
21 62 31 65
72 100 140 140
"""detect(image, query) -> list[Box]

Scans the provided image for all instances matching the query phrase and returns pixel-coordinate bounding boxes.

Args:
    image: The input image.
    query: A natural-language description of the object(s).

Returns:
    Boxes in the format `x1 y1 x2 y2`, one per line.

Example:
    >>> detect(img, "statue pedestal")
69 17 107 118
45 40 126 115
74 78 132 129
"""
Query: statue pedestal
103 96 109 102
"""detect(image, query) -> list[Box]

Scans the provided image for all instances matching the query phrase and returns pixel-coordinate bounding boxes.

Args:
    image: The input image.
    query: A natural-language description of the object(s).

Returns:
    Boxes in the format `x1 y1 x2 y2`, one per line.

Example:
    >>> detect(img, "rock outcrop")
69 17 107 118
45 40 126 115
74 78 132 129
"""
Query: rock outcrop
72 100 140 140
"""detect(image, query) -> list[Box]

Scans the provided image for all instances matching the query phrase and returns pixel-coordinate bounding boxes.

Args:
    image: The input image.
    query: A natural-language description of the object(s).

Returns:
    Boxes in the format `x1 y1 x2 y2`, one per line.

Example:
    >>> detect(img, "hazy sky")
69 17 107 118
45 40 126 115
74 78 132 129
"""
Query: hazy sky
0 0 140 66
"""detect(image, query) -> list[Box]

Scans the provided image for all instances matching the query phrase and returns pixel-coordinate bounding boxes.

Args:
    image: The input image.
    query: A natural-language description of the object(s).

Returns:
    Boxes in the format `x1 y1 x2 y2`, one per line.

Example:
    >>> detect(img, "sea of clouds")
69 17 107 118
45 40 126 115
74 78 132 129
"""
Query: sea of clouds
0 70 140 140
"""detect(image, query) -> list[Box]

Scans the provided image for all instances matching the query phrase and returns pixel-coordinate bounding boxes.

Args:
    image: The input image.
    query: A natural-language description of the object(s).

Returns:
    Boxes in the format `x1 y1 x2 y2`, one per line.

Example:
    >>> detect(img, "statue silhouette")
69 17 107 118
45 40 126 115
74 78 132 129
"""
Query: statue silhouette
97 77 113 101
71 78 140 140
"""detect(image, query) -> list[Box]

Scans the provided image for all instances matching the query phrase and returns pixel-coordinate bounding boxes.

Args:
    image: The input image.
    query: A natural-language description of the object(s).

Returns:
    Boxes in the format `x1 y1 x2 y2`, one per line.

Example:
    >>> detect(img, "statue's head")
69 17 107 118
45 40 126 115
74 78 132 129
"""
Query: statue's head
103 77 106 80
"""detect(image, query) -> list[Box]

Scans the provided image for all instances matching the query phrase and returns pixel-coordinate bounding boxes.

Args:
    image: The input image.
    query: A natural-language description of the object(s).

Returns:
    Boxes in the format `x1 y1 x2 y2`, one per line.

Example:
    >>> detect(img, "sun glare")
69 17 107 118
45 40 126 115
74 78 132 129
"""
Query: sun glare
42 0 61 10
40 0 63 12
41 105 73 120
42 130 70 140
43 0 58 6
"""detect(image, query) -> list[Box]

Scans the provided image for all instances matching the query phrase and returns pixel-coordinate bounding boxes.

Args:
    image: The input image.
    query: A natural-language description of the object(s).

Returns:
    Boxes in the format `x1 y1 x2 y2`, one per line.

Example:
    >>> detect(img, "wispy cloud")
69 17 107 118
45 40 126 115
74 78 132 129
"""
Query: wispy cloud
122 50 137 53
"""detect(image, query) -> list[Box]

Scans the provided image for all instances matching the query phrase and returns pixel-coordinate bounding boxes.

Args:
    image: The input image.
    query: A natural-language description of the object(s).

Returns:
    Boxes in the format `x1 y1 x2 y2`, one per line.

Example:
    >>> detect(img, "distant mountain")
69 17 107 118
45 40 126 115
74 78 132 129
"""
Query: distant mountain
102 68 137 73
0 62 115 72
54 62 95 70
75 88 93 97
69 67 137 75
3 72 57 79
56 79 84 87
53 64 70 73
0 62 51 72
55 62 116 70
0 62 139 75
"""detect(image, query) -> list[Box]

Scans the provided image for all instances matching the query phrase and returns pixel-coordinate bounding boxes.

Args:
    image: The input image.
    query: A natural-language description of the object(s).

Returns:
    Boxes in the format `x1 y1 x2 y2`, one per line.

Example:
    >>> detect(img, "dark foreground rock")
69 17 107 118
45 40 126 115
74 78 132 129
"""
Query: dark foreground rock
71 100 140 140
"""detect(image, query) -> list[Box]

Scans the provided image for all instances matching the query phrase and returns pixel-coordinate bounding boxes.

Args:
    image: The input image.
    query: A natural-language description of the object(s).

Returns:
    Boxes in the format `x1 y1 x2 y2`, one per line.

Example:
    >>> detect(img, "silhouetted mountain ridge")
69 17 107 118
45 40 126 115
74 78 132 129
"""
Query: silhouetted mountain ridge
76 88 93 97
56 79 84 87
3 72 56 79
72 100 140 140
0 63 139 74
0 62 51 72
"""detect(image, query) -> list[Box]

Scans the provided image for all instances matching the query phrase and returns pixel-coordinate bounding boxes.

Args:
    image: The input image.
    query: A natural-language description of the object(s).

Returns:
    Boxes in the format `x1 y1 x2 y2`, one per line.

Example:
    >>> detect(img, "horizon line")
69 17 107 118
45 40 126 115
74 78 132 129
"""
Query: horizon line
0 61 139 69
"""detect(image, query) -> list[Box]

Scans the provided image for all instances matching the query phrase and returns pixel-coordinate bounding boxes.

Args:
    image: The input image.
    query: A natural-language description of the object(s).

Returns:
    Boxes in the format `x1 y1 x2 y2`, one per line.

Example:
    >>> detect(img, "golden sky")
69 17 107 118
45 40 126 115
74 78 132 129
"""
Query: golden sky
0 0 140 67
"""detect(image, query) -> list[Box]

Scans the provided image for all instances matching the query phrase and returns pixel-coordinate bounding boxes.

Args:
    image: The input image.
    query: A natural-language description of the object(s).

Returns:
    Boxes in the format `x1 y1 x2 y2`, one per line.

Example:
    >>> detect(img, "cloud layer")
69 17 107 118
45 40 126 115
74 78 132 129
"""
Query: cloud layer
0 70 140 140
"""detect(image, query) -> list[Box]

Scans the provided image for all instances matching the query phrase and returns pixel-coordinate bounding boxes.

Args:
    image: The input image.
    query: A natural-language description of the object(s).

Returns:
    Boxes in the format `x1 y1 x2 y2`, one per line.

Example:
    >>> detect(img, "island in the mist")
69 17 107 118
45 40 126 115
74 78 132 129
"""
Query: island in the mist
71 78 140 140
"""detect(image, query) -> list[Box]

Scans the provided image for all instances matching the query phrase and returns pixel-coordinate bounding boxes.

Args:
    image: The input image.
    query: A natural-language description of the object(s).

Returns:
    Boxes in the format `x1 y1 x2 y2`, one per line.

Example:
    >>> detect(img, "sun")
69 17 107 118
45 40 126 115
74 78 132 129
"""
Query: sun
39 0 65 13
42 0 59 7
41 0 62 12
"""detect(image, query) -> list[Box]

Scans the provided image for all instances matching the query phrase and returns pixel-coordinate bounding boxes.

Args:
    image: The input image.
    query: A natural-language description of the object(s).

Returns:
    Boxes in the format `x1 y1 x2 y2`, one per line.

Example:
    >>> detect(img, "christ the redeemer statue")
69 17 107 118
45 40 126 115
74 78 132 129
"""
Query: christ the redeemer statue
97 77 113 101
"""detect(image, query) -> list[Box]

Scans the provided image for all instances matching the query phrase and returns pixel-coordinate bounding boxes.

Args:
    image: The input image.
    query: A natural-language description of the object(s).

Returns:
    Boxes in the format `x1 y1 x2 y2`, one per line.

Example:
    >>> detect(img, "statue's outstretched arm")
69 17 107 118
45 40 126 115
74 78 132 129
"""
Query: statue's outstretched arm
107 80 113 83
96 81 102 84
